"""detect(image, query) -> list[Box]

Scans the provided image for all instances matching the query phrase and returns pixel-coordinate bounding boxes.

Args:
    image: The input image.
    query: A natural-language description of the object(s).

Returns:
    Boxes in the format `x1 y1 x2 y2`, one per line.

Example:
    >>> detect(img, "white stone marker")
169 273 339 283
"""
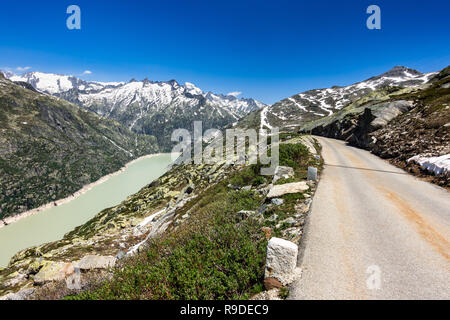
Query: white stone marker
264 237 300 285
307 166 318 181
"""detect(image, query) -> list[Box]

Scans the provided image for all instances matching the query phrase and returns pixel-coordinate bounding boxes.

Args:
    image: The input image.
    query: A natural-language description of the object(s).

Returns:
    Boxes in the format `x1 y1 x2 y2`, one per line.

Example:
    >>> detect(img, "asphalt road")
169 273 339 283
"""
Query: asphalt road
289 137 450 300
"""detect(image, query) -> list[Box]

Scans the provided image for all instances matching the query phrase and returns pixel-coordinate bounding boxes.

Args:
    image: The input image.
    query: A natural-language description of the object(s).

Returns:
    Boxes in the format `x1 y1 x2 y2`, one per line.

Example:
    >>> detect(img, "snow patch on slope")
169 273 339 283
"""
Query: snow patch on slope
264 66 436 129
260 106 272 130
408 154 450 176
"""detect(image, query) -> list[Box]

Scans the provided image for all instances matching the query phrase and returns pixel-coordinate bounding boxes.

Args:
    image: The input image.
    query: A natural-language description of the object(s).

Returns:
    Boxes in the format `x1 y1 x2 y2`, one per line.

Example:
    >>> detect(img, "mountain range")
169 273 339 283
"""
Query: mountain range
4 72 266 150
0 72 158 219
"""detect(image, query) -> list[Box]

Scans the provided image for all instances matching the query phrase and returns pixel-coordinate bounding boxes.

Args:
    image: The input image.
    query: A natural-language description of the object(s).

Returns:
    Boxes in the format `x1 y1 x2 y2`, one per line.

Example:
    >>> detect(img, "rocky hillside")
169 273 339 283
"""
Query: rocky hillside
371 67 450 186
245 66 435 131
0 73 158 219
0 136 321 300
300 66 450 187
5 72 266 151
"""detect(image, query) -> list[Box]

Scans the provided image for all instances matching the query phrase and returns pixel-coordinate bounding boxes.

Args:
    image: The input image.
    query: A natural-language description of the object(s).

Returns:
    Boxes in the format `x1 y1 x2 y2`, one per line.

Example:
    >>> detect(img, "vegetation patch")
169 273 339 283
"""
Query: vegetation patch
66 168 269 300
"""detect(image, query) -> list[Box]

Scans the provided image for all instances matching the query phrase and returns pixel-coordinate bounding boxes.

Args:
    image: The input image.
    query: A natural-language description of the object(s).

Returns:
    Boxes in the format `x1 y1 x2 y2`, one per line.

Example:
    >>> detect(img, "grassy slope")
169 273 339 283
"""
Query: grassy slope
0 76 159 219
61 142 317 300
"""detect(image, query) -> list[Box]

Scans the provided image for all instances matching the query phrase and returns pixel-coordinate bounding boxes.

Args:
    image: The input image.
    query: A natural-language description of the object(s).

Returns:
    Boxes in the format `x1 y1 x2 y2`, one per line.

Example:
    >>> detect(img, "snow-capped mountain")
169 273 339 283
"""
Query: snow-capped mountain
259 66 436 130
3 71 265 150
6 71 125 94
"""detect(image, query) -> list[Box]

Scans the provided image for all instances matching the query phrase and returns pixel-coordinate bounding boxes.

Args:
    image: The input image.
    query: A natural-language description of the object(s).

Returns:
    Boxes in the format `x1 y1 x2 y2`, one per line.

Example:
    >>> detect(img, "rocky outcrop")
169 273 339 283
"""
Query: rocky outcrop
266 182 309 198
0 288 34 300
34 262 75 285
273 166 294 183
75 256 116 271
311 107 375 148
369 70 450 187
309 100 414 149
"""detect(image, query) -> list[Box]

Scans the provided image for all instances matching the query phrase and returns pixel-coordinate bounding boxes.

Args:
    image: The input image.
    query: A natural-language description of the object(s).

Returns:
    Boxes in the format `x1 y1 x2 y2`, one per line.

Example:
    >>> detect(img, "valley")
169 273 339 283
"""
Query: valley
0 64 448 300
0 153 174 267
0 73 159 219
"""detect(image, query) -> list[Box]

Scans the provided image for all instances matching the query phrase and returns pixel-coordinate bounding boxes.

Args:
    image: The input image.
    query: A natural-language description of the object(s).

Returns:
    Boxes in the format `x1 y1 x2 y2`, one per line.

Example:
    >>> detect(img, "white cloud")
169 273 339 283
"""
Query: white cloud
16 66 31 72
82 70 92 75
227 91 242 97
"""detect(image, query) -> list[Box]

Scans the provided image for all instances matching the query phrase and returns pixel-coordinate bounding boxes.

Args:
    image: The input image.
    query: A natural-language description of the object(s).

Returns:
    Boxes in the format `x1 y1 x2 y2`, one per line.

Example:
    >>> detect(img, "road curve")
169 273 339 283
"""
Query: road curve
289 137 450 300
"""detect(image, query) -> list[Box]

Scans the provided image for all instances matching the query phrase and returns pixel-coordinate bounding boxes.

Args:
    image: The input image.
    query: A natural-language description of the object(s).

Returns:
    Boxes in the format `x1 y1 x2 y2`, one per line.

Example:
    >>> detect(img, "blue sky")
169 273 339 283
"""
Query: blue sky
0 0 449 104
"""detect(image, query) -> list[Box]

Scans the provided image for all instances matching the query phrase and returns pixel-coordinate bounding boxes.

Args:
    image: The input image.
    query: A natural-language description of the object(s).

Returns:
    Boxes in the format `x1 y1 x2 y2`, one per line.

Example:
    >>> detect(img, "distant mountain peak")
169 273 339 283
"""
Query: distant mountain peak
378 66 422 78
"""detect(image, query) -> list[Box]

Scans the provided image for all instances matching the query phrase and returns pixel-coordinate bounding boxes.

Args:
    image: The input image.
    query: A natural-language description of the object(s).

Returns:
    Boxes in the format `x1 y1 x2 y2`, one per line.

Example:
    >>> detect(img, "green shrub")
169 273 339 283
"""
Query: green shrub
252 176 265 186
279 144 309 169
67 170 267 300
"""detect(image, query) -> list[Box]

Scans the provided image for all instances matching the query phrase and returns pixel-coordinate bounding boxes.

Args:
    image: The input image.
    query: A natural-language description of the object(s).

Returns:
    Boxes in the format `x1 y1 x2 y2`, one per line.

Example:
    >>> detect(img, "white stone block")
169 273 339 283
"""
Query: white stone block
264 237 300 285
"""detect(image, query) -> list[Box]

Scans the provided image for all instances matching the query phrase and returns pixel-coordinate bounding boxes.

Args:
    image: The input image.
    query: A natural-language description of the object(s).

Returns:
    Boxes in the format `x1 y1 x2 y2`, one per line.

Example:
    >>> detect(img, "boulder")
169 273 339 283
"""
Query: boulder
251 288 282 301
237 210 263 223
34 261 74 285
237 210 256 220
27 258 48 275
0 288 35 300
266 182 309 198
75 255 116 271
307 167 318 181
116 251 126 260
227 184 240 190
4 272 27 287
264 237 301 285
271 198 284 206
371 100 413 129
273 166 294 183
280 217 297 227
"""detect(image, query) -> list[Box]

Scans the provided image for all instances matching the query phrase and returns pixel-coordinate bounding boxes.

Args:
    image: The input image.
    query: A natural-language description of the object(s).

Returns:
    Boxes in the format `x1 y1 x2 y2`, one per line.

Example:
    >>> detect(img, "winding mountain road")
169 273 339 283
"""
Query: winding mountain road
289 137 450 300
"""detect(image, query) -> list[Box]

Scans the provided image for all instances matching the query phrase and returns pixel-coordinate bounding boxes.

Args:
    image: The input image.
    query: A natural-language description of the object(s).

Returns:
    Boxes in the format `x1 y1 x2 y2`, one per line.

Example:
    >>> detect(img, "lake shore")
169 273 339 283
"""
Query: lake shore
0 153 171 229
